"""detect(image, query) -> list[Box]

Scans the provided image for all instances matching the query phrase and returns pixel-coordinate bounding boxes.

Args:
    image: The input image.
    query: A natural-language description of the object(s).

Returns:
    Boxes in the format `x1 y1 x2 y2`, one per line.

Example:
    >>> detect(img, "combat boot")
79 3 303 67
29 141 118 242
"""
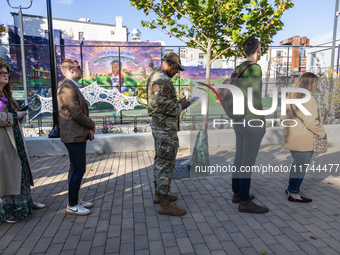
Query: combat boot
158 194 186 216
238 200 269 214
153 181 177 204
232 192 255 203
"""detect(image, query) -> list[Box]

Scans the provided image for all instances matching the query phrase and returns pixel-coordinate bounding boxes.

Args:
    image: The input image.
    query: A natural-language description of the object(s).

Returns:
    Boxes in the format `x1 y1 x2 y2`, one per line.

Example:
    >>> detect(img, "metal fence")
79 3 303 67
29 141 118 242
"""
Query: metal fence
0 43 339 133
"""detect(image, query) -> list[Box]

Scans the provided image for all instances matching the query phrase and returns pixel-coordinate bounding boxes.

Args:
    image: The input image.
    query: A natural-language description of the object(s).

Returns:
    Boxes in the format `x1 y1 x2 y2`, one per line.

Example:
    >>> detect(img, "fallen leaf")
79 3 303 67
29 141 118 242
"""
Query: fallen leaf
134 182 136 184
194 180 197 181
217 145 220 147
174 192 179 195
260 251 267 255
327 182 333 185
176 178 180 180
85 227 90 229
90 169 94 171
310 236 317 240
334 214 339 216
70 221 74 223
98 153 102 156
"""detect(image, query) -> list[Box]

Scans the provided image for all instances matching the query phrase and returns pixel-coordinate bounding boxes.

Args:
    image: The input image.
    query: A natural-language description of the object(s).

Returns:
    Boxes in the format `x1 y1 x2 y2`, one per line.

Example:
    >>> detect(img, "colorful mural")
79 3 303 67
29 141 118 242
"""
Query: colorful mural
6 28 234 113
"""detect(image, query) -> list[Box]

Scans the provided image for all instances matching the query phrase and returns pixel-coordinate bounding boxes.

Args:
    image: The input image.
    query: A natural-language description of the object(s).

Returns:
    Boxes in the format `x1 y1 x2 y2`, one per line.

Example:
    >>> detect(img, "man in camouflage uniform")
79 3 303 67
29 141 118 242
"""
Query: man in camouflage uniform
147 52 190 216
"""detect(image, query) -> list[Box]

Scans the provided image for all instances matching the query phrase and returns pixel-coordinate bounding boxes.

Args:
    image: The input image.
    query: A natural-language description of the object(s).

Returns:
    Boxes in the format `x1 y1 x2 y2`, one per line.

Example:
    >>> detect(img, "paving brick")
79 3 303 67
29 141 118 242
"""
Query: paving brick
90 246 105 255
197 222 214 236
1 240 24 255
172 224 188 238
105 237 120 253
135 234 149 251
149 241 164 255
254 229 278 245
92 232 107 247
177 238 194 254
164 246 180 255
203 235 223 251
31 237 53 254
45 244 64 255
148 227 162 241
229 232 251 248
120 243 135 255
274 235 301 252
75 241 92 255
187 229 205 244
62 235 80 251
161 232 177 247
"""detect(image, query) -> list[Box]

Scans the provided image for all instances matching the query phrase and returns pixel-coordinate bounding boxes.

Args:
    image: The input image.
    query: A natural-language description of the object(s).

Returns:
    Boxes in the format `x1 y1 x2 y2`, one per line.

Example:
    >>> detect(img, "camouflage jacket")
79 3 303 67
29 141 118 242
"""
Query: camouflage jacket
147 67 181 132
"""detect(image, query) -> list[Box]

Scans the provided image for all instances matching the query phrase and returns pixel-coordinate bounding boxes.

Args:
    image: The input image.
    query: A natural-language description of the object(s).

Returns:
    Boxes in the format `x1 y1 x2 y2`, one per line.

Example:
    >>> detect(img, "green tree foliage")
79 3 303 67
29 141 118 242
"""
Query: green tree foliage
130 0 294 134
0 24 6 39
130 0 293 63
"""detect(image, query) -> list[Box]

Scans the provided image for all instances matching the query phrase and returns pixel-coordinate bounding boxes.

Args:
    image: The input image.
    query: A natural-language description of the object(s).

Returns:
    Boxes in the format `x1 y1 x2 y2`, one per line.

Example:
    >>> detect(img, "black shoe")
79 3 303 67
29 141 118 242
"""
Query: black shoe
232 192 255 203
238 200 269 214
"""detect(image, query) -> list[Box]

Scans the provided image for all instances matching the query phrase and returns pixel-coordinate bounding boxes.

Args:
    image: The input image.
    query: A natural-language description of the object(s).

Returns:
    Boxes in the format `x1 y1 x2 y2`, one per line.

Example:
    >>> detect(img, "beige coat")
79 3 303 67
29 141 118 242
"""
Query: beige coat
0 111 33 197
281 96 326 151
57 78 95 143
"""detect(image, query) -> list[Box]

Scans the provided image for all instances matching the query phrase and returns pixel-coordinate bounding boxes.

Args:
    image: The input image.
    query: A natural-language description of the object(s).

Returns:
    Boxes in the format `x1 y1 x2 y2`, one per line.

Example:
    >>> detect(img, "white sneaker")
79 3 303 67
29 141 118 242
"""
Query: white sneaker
79 199 94 209
67 204 91 216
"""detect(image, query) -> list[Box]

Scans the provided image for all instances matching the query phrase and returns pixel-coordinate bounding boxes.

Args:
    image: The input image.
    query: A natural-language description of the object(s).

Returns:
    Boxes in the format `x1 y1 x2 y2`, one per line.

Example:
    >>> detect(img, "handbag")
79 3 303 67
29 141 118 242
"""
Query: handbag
290 104 327 154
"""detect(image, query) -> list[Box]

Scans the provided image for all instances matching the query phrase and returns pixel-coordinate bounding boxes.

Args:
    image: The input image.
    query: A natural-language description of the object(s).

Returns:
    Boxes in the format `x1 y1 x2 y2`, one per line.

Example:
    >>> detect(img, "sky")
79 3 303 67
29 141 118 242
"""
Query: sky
0 0 339 46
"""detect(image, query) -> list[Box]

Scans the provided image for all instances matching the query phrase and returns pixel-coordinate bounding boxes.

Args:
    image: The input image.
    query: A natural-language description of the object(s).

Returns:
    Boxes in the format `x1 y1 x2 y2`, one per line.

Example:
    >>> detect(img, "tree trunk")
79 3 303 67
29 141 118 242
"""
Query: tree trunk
202 43 212 136
265 43 272 98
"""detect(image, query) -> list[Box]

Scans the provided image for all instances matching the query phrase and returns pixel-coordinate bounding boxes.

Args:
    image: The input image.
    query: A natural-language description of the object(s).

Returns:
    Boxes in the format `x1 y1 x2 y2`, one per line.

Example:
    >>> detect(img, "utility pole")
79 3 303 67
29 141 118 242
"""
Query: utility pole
46 0 60 138
7 0 32 125
331 0 340 72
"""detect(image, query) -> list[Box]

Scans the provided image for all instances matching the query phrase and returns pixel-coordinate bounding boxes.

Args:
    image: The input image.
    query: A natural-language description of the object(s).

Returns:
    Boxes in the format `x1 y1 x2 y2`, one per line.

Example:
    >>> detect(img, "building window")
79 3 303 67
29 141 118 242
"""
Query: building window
199 53 204 59
79 32 84 41
44 30 49 38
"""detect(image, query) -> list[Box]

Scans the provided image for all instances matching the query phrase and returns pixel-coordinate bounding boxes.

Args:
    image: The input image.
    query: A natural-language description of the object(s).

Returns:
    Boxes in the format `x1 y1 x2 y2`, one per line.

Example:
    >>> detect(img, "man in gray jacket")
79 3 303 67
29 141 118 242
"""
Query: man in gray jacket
57 59 95 216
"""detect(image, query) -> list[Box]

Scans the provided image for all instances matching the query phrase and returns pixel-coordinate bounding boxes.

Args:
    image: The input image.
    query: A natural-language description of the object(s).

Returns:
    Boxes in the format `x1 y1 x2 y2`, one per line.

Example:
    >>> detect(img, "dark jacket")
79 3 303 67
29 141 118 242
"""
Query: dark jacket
57 78 95 143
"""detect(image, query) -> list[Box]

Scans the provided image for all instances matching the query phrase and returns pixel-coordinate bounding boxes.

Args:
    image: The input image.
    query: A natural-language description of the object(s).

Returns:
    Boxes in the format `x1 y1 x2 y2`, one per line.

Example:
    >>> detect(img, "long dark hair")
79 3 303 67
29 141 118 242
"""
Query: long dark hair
0 63 19 110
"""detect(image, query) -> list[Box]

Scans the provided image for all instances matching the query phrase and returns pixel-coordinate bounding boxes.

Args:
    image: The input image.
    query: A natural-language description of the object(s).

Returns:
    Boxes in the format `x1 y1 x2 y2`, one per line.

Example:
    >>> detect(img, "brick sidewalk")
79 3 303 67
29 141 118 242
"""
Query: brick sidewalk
1 141 340 255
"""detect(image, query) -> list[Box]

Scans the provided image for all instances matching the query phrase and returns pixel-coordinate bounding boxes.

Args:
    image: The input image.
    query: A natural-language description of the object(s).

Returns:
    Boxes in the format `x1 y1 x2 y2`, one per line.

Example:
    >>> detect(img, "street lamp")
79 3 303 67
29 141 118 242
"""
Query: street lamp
7 0 32 125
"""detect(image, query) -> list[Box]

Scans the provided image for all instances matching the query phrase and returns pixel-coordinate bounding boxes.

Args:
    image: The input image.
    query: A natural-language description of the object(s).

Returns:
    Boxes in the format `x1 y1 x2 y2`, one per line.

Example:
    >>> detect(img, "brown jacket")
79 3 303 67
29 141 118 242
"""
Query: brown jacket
57 78 95 143
281 96 325 151
0 111 33 196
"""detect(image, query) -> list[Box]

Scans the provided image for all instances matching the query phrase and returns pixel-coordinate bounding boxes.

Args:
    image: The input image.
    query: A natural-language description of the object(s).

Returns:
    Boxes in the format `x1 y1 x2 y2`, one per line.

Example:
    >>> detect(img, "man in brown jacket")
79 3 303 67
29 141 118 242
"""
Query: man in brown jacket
57 59 95 216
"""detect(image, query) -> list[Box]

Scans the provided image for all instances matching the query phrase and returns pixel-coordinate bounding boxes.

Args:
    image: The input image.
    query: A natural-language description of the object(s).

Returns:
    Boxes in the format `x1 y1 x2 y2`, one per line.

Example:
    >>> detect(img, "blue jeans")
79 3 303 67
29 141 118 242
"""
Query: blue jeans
232 121 266 201
287 150 314 194
64 142 87 206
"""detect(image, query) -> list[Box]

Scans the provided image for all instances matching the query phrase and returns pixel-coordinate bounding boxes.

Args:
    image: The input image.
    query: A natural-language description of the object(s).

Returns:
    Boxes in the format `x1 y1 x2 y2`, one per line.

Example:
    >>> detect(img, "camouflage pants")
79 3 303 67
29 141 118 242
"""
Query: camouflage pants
152 130 179 195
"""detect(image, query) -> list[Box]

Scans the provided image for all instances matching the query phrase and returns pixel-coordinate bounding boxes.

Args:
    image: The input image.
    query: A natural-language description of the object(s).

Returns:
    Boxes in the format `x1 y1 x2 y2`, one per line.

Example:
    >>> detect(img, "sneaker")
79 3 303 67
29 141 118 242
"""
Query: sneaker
32 202 46 209
67 204 91 216
79 199 94 209
5 216 19 224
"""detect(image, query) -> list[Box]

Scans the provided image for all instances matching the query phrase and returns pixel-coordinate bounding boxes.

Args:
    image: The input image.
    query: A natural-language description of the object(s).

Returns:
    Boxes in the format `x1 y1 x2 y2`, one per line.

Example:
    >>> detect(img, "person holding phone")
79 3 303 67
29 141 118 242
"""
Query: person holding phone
147 52 190 216
0 63 45 224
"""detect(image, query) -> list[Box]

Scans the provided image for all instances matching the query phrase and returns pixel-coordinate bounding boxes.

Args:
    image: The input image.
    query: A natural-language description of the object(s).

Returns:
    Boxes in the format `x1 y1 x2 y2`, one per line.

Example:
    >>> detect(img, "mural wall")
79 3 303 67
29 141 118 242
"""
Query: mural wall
6 28 233 114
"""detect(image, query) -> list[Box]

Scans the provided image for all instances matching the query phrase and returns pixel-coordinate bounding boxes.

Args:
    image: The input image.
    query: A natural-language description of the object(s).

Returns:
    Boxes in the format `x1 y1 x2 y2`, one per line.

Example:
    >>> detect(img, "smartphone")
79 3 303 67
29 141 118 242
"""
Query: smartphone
20 105 29 111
